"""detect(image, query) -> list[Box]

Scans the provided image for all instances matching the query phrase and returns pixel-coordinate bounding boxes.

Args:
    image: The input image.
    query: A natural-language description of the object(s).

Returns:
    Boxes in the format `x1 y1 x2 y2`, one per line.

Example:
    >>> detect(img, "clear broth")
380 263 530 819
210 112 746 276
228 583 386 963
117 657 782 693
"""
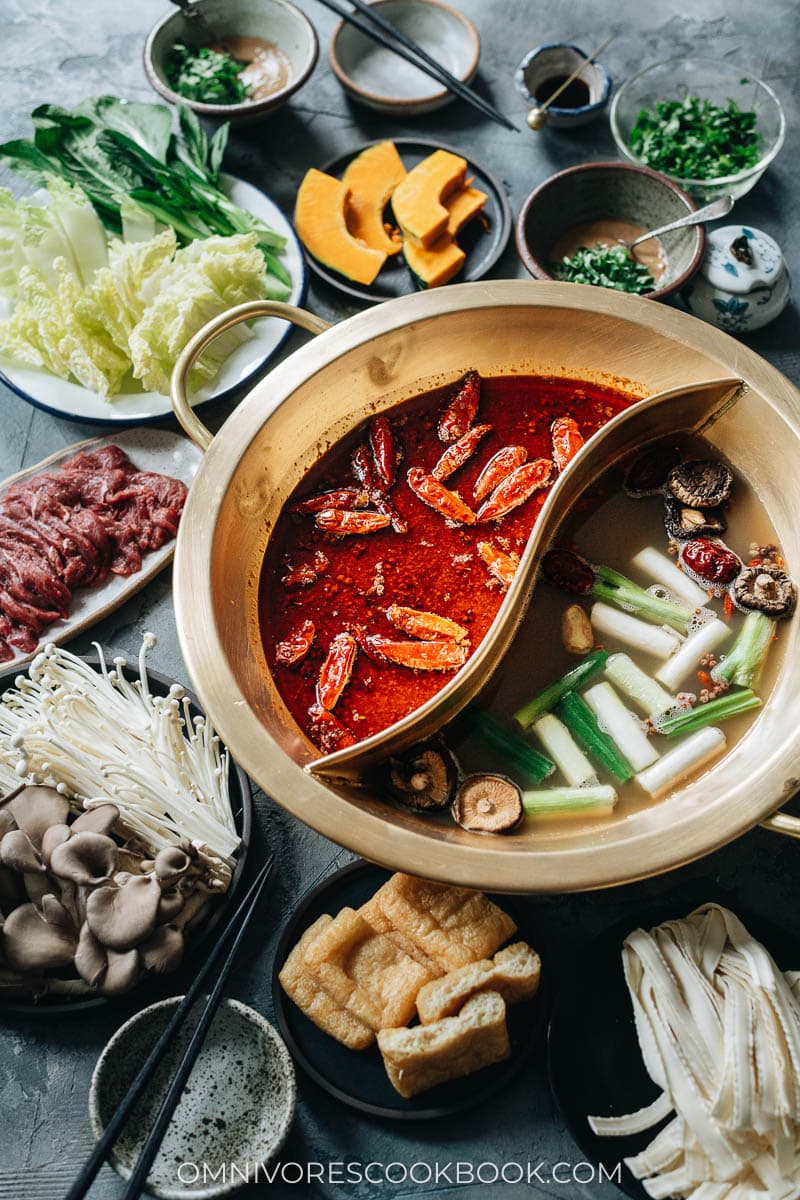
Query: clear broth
449 438 785 832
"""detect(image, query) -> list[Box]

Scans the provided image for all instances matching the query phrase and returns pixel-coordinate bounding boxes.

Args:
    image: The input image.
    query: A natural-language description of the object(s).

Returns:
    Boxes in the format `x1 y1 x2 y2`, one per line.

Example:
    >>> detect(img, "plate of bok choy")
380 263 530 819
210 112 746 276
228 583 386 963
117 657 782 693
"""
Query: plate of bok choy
0 97 304 424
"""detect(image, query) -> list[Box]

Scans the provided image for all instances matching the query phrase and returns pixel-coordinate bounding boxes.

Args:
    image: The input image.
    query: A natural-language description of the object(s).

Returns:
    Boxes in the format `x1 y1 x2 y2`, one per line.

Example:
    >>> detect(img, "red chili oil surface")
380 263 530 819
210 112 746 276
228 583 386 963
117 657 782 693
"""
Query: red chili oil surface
258 374 634 751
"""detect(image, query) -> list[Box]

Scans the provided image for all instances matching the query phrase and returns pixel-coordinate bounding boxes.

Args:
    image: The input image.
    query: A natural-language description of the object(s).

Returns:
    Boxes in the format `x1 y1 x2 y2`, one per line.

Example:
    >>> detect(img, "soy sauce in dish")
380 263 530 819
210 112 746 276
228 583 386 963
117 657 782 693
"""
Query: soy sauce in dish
534 75 591 108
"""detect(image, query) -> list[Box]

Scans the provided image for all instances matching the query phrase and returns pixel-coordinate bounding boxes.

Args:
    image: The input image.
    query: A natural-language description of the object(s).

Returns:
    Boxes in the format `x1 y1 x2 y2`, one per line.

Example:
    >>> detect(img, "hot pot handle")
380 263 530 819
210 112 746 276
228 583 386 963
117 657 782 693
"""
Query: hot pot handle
761 812 800 839
170 301 332 451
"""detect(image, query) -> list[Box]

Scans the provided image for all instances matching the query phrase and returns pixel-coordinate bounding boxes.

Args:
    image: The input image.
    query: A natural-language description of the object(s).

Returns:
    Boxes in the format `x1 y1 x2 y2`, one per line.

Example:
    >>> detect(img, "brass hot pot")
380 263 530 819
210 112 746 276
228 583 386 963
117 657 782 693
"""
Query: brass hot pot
170 281 800 892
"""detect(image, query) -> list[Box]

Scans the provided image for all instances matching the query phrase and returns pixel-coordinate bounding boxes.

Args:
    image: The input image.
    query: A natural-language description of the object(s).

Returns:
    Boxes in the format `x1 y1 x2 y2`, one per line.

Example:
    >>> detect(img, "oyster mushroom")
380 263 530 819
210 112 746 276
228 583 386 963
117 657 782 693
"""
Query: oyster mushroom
0 829 45 875
70 804 119 837
733 565 796 617
153 846 192 887
667 459 734 509
100 948 141 996
2 902 77 972
452 774 523 834
663 496 727 541
40 894 73 929
0 865 23 908
41 823 70 866
49 832 117 886
5 786 69 849
157 888 185 924
74 923 107 988
0 809 17 839
385 741 459 811
140 924 184 974
86 875 161 951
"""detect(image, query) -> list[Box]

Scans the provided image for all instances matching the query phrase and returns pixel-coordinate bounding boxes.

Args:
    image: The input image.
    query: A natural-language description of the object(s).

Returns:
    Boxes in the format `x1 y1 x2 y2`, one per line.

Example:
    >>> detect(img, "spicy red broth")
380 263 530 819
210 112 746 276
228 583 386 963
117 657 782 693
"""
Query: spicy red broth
258 373 635 752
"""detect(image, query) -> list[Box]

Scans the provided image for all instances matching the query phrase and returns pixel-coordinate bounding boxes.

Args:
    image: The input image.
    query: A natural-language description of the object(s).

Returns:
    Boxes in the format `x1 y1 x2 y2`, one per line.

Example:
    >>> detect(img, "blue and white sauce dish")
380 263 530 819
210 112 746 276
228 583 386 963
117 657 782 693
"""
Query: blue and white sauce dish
684 224 790 333
515 43 611 129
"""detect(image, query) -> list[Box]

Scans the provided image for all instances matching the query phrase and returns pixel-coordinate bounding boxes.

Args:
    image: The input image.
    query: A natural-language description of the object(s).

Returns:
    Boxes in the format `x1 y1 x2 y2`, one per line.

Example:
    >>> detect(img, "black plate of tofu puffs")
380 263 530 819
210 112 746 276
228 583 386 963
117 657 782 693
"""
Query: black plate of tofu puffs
272 860 547 1118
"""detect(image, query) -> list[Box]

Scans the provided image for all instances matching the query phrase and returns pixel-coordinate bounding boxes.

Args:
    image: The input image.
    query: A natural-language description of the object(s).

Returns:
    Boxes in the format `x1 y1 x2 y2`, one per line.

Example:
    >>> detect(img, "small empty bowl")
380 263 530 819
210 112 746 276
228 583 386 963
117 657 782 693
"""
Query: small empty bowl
515 161 704 302
515 43 611 128
89 997 296 1199
329 0 480 116
144 0 318 122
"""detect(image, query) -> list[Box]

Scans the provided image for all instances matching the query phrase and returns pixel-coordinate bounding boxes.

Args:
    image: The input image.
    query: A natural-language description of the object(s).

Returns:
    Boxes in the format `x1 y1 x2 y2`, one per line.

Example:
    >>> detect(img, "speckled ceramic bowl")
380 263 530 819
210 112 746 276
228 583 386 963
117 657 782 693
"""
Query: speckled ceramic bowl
89 998 295 1199
329 0 480 116
515 161 704 302
144 0 318 123
515 43 611 128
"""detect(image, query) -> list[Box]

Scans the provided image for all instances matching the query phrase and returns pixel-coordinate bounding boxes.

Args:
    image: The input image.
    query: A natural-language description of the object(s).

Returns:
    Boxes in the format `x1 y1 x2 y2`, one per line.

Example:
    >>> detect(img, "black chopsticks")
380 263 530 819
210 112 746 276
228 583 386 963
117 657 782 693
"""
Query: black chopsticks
318 0 519 132
64 854 275 1200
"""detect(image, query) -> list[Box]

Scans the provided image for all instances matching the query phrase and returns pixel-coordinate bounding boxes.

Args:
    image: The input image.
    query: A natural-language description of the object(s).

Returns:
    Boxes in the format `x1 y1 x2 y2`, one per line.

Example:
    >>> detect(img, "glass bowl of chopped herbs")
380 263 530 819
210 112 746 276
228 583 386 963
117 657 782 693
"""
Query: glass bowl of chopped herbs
611 58 785 203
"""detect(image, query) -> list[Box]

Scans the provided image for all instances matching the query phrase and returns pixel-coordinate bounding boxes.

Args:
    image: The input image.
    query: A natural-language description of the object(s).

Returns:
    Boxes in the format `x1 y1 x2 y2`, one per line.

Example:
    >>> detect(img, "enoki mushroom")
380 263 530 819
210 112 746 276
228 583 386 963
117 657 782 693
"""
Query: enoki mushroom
589 904 800 1199
0 636 239 875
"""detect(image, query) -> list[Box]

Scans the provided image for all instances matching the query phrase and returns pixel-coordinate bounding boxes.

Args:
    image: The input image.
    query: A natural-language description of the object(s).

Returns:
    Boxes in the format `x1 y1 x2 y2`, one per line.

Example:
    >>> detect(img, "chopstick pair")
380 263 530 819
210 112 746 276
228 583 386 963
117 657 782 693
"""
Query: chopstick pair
64 854 275 1200
317 0 519 132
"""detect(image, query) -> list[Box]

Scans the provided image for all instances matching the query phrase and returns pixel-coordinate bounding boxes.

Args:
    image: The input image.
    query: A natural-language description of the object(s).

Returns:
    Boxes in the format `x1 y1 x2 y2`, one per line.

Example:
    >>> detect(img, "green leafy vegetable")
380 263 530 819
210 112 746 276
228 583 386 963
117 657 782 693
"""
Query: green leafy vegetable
551 244 655 295
0 96 289 294
0 220 269 396
628 94 761 181
167 43 250 106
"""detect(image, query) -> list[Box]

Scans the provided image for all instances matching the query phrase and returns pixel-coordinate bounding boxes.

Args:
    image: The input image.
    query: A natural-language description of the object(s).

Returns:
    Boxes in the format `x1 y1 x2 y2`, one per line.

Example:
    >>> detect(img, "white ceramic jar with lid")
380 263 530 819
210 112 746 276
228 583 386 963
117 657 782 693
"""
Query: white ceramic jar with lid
684 224 790 333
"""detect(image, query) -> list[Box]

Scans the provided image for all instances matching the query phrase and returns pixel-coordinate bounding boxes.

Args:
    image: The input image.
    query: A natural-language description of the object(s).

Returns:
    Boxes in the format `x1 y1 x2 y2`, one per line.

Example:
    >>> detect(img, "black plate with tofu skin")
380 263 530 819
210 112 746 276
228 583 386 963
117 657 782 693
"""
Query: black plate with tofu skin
271 859 547 1120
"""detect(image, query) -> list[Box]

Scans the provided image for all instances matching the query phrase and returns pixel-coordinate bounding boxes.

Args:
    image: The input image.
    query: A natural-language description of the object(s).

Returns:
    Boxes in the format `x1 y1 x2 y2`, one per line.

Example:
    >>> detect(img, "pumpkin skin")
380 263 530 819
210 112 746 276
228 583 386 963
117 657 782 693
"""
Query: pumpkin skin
342 141 406 257
391 149 468 249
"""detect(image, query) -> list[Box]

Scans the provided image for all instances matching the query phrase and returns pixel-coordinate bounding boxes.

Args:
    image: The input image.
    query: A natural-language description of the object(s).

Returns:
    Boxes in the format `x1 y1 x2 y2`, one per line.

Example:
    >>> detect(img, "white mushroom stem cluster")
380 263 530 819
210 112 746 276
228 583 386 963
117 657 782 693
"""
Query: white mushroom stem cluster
589 904 800 1199
0 637 239 882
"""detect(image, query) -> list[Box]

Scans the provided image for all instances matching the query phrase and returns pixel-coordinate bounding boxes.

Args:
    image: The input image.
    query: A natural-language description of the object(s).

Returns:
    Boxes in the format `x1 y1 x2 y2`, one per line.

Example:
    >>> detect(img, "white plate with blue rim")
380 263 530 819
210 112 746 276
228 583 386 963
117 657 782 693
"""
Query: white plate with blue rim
0 175 306 426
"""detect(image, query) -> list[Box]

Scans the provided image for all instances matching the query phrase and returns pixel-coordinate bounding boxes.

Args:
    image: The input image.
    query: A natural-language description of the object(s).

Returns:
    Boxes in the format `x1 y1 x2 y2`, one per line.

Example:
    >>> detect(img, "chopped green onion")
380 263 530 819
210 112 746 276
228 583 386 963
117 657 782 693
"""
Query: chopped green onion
167 43 250 106
593 565 693 632
531 713 598 787
655 618 732 690
604 653 675 718
657 689 761 738
551 244 655 295
629 95 761 182
636 727 726 796
522 785 618 818
555 692 634 783
591 602 680 660
583 682 659 772
629 546 709 609
514 649 609 729
464 708 555 783
711 611 775 688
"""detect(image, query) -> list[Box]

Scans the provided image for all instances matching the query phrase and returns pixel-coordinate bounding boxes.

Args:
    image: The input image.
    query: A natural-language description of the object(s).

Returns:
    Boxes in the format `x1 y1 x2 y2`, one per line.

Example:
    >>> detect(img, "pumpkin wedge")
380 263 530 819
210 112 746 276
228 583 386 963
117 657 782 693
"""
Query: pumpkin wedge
342 141 406 257
445 184 487 237
404 236 466 289
391 150 468 249
295 169 386 286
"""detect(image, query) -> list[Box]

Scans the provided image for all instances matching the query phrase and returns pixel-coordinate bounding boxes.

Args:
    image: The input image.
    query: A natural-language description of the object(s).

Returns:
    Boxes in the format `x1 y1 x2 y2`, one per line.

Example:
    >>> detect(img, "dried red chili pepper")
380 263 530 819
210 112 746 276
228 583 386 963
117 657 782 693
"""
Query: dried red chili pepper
368 416 399 489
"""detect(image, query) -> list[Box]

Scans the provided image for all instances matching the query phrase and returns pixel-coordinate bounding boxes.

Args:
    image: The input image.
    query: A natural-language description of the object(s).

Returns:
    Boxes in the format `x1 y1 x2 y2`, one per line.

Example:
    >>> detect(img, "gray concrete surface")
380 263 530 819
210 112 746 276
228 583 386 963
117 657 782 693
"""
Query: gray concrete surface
0 0 799 1197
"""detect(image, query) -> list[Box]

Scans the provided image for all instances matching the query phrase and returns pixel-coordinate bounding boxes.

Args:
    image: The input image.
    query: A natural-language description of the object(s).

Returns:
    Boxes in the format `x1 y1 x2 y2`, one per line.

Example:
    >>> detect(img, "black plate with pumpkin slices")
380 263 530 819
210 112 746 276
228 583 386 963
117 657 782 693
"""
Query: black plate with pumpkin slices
295 138 512 304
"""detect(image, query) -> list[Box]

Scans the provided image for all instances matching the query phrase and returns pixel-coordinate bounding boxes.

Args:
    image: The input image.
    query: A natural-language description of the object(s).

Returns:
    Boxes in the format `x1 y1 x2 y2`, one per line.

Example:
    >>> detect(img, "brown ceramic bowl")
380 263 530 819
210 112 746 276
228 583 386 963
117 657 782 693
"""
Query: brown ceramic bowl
515 161 704 302
144 0 318 123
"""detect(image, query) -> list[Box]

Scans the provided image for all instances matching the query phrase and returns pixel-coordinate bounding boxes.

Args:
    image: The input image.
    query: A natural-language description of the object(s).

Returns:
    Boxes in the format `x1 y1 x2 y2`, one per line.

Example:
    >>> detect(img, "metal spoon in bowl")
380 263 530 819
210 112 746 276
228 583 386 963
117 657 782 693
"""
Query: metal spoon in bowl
168 0 246 62
622 194 734 254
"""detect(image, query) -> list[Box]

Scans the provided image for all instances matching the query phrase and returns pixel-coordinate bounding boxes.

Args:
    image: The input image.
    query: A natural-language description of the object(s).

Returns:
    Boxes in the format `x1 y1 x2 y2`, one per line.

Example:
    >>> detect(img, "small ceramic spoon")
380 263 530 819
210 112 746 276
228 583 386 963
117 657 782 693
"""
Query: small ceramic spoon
623 194 734 253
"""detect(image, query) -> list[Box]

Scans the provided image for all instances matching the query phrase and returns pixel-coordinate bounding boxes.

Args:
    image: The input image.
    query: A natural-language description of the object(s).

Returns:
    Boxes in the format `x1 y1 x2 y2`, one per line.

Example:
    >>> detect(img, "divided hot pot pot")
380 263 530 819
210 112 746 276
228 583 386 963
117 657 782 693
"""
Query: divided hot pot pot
170 281 800 892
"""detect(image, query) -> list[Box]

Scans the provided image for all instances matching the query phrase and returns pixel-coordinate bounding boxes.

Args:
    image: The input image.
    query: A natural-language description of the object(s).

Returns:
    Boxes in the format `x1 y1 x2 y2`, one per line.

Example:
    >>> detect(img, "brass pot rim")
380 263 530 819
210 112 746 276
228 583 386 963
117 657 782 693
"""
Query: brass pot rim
173 280 800 893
